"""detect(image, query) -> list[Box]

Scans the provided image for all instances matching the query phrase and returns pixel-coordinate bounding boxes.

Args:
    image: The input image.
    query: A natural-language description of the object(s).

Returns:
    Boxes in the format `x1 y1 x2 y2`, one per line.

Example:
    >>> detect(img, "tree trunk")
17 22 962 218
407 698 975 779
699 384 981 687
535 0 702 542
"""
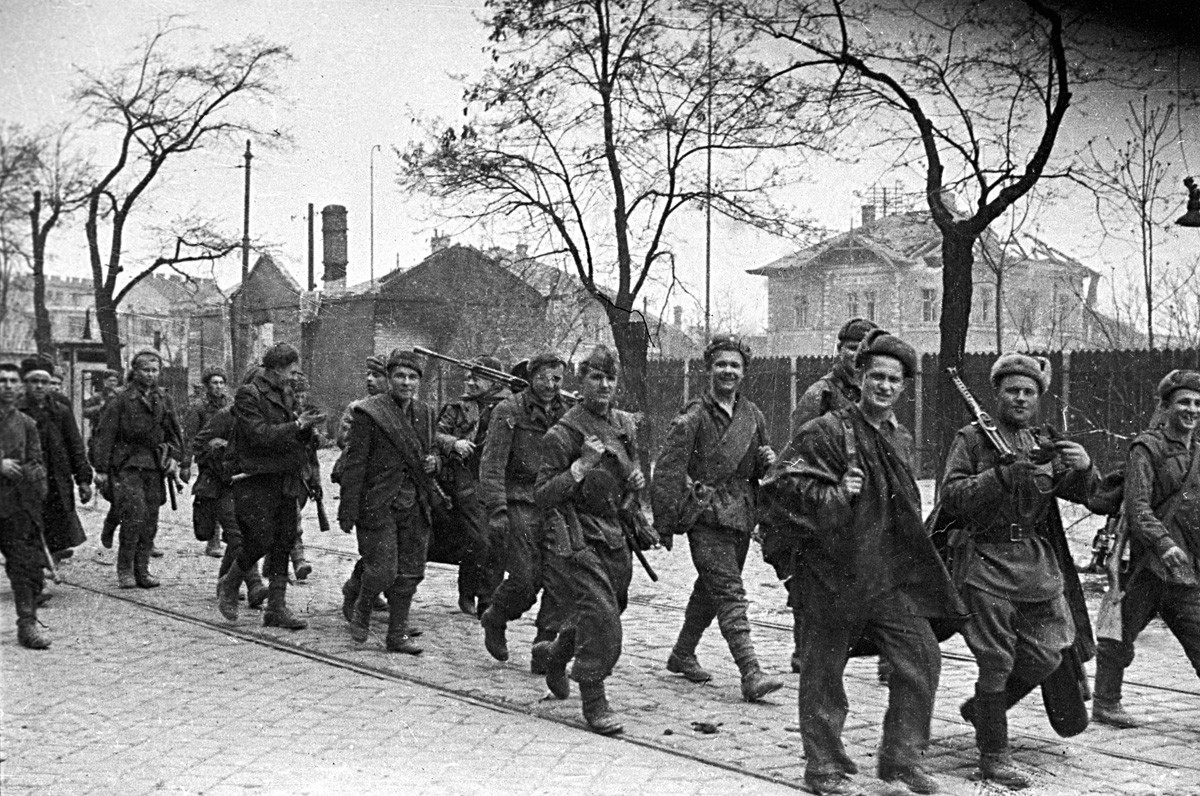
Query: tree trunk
994 267 1004 354
30 191 54 356
95 286 122 371
607 306 651 465
933 227 977 481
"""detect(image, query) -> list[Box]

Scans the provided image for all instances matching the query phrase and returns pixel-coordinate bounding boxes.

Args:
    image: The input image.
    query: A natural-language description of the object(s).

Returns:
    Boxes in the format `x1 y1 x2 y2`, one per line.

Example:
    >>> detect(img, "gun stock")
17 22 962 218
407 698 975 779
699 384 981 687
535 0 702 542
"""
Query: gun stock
315 496 331 532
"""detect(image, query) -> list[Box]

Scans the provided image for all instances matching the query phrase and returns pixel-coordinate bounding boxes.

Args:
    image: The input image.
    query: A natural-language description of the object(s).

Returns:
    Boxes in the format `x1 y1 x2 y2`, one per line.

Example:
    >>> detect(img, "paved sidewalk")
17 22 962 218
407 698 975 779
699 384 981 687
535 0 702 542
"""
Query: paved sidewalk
3 463 1200 795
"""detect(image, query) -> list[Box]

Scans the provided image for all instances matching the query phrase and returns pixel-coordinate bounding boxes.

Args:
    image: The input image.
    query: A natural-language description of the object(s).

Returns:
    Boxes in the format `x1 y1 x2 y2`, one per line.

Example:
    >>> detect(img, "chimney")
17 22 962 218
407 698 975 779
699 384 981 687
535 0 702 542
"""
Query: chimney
515 243 529 260
861 204 876 226
321 204 348 293
673 305 683 327
431 229 450 253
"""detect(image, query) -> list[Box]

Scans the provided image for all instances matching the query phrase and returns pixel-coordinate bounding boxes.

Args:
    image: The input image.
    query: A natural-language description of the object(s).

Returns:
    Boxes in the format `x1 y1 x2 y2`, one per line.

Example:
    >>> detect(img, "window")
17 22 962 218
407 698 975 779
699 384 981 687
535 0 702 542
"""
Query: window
793 295 810 328
1017 291 1038 337
847 291 859 318
977 286 993 322
921 288 939 323
864 290 877 323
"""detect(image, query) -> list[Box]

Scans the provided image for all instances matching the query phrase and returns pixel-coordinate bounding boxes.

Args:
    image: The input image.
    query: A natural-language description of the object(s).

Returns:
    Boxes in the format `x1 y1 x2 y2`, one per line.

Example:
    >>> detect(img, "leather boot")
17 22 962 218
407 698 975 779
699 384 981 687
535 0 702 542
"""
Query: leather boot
533 630 572 700
961 675 1039 725
1093 662 1139 728
579 680 623 735
667 651 712 683
244 565 269 609
341 579 358 622
290 542 312 581
263 577 307 630
134 551 160 588
730 629 782 701
480 606 509 661
385 592 422 654
971 687 1029 789
101 513 118 549
217 562 246 620
205 536 223 558
348 592 372 643
14 584 50 650
116 543 137 589
530 627 555 674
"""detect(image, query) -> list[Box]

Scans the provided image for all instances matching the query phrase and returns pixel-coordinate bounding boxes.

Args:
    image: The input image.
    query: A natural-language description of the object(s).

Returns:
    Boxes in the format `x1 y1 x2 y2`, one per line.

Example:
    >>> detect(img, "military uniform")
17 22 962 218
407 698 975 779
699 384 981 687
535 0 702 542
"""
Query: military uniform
183 391 231 554
652 391 780 699
91 381 182 588
789 361 861 437
534 401 641 734
0 402 51 648
338 389 442 653
436 383 509 615
478 388 570 658
18 393 91 556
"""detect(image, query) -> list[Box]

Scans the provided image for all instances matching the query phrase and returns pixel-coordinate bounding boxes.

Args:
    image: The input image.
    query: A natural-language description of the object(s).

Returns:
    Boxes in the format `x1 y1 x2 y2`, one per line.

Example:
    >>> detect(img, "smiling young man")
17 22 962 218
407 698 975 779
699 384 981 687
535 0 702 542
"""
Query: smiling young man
781 329 965 796
1092 369 1200 730
940 353 1098 790
652 334 782 702
337 349 442 653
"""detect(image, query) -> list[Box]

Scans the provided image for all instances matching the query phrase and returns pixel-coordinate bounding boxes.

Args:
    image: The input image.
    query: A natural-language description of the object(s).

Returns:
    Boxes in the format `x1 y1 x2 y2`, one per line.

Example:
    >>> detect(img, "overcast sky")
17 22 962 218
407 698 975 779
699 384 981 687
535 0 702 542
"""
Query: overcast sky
4 1 1199 334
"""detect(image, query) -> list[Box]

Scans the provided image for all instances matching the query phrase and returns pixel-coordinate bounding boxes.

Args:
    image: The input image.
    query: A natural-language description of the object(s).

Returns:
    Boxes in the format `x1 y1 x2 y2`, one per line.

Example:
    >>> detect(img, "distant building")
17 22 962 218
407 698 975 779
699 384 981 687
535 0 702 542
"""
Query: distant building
228 253 306 380
748 205 1123 356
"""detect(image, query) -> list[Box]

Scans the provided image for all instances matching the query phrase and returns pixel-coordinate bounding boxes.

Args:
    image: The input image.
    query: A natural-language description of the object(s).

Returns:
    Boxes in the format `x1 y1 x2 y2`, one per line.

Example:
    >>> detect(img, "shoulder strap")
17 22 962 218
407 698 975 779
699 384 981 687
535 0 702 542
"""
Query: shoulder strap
840 412 858 470
1158 443 1200 529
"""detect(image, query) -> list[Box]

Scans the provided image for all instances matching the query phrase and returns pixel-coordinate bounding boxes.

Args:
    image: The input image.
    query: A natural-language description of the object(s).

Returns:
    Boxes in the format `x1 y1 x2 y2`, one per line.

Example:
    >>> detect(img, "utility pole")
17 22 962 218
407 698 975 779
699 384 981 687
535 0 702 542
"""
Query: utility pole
370 144 381 289
242 140 252 284
704 10 713 341
307 203 315 291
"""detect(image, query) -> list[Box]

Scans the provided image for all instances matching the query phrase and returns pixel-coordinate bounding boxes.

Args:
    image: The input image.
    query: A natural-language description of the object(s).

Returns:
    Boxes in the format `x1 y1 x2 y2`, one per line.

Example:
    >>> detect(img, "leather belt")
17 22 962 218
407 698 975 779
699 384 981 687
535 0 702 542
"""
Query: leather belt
971 523 1040 544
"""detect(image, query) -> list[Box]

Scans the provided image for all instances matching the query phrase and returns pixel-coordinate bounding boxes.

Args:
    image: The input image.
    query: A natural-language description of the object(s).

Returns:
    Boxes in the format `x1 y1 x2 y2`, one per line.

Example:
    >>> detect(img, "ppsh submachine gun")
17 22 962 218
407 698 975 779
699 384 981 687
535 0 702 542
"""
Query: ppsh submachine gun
414 347 580 402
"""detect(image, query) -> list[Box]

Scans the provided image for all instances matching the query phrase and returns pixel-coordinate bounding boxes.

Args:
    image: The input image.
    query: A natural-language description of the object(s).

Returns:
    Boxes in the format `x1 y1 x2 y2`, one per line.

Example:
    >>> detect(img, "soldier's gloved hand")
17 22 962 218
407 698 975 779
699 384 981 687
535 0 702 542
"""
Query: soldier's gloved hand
79 482 93 504
339 518 354 534
0 458 21 480
579 435 605 470
999 459 1040 487
453 439 475 458
1162 544 1191 575
1053 440 1091 471
757 445 777 468
626 468 646 490
842 465 864 496
423 454 439 474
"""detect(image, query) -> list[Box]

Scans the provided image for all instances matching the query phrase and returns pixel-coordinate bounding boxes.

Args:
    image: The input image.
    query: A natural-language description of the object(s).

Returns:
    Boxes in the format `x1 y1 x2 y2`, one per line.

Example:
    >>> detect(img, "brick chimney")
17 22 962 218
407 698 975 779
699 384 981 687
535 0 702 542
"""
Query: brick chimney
321 204 348 293
431 230 451 253
673 305 683 327
861 204 876 226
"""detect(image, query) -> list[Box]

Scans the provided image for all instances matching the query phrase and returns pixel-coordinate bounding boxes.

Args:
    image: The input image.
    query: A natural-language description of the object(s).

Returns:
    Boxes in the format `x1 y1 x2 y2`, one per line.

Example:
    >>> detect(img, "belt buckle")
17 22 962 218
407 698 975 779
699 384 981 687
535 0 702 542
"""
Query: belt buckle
1009 523 1024 542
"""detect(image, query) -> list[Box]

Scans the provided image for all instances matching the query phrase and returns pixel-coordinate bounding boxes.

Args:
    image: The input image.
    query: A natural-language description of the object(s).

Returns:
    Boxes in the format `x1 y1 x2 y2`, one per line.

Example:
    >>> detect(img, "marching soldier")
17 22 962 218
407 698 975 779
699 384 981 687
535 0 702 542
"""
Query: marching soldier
18 356 93 564
1093 369 1200 728
337 349 442 654
182 367 231 558
477 351 570 668
939 353 1097 789
789 317 877 438
651 334 782 701
91 349 184 590
531 346 644 735
770 330 965 795
85 369 122 551
0 362 51 649
436 356 510 617
217 344 323 629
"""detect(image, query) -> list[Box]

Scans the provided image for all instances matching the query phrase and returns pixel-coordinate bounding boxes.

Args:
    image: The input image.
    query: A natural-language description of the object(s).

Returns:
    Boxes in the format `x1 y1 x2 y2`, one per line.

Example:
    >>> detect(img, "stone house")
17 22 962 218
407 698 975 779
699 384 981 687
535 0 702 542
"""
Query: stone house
748 206 1110 357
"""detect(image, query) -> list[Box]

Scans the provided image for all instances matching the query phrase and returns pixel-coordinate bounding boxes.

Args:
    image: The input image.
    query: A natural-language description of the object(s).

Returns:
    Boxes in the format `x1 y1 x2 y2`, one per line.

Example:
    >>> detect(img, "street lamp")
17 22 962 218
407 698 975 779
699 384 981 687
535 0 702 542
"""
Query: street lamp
370 144 382 287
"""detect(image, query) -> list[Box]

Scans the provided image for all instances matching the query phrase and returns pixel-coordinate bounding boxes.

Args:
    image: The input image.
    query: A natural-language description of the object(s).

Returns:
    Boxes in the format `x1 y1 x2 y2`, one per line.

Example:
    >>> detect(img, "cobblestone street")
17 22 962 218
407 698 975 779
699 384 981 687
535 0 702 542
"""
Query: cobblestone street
3 464 1199 795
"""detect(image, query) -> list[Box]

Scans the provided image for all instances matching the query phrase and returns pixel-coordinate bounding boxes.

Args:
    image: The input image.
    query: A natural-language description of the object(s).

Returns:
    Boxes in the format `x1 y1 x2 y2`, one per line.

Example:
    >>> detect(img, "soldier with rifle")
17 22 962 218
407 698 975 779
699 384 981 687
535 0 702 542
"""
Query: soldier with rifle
529 345 650 736
477 351 571 669
91 348 184 590
434 354 511 617
1092 369 1200 729
938 353 1098 790
651 333 783 702
337 349 445 654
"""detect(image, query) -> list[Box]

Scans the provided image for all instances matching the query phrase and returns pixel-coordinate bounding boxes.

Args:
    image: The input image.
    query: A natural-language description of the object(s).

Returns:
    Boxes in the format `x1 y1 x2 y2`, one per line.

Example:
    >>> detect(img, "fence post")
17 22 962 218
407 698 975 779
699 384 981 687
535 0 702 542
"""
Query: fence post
1061 350 1071 433
913 358 924 477
789 356 798 439
682 358 689 404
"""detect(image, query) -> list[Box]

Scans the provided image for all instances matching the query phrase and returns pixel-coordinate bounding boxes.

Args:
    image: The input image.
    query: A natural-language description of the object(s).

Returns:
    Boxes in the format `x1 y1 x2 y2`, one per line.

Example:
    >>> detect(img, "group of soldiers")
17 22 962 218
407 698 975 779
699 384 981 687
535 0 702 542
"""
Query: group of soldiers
2 319 1199 796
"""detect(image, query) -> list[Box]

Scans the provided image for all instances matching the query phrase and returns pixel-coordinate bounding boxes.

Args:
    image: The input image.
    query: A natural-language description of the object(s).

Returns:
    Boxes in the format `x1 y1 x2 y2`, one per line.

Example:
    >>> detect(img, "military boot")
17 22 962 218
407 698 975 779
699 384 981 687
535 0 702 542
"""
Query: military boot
1093 662 1140 728
244 565 269 609
530 627 556 674
971 687 1030 789
667 613 713 683
217 562 246 621
341 579 358 622
667 651 712 683
385 591 422 655
730 628 782 702
14 585 50 650
101 513 118 549
960 675 1039 725
480 606 509 661
580 681 623 735
205 536 223 558
533 629 573 700
116 543 137 589
263 577 307 630
134 550 160 588
290 541 312 581
348 592 372 643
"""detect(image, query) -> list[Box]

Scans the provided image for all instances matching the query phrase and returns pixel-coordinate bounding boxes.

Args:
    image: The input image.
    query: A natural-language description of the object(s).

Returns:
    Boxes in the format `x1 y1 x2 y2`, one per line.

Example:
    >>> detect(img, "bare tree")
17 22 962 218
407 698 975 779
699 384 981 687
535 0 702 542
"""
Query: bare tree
72 23 290 368
399 0 833 410
0 124 41 333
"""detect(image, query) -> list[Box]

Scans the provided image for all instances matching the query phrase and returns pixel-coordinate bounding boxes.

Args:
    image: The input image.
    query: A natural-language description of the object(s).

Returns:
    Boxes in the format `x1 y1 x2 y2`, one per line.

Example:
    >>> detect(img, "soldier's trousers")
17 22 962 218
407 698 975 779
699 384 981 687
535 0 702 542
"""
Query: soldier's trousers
674 525 754 661
233 474 298 578
1095 567 1200 699
356 504 430 603
113 467 164 572
556 540 632 684
960 586 1073 693
797 587 941 778
452 490 499 603
213 492 244 578
193 493 235 543
43 480 85 553
0 510 45 598
488 501 563 633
